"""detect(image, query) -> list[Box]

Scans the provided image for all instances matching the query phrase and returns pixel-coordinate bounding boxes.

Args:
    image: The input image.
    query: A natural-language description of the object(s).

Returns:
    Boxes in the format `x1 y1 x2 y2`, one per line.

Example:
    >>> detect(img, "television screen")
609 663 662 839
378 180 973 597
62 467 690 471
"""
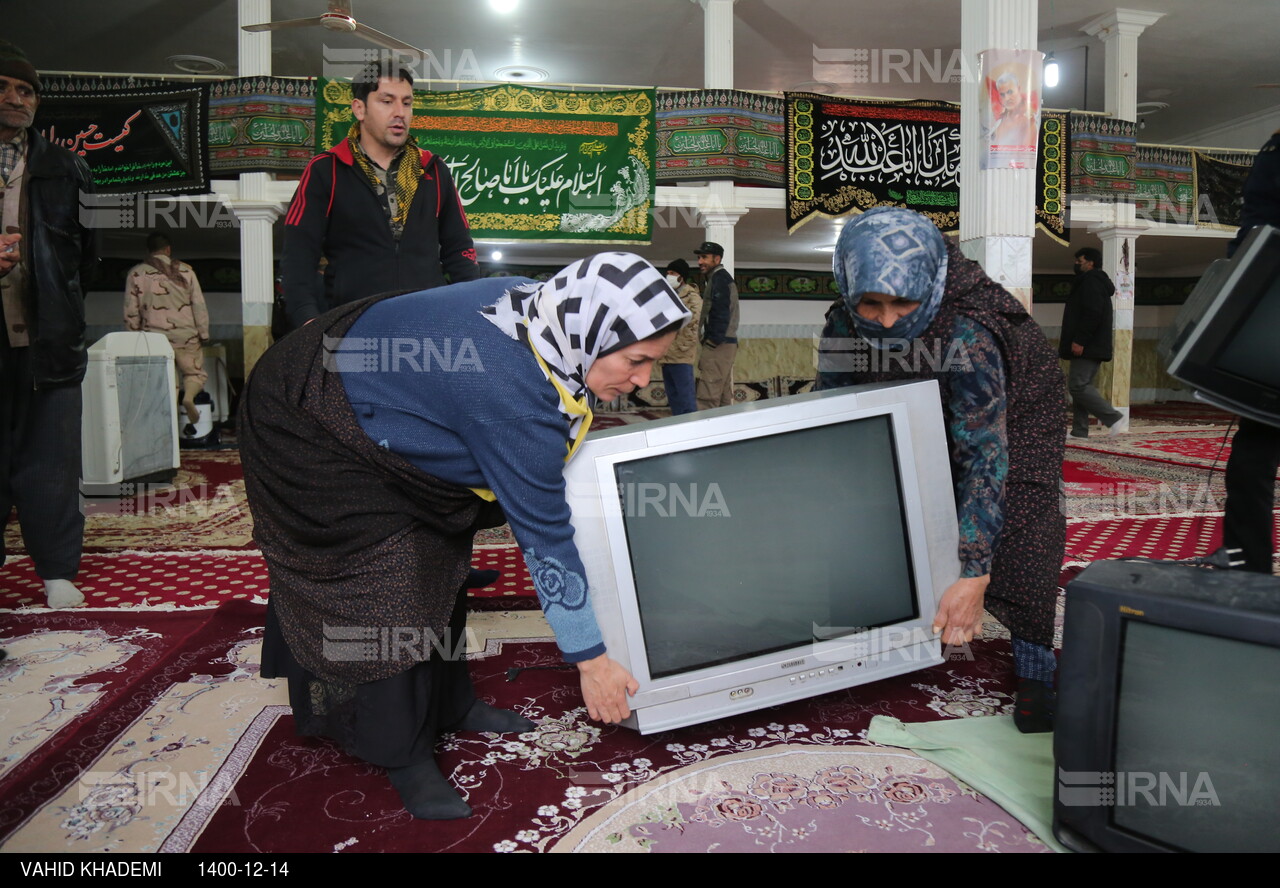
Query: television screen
616 414 918 679
1054 559 1280 853
566 381 957 732
1112 621 1280 852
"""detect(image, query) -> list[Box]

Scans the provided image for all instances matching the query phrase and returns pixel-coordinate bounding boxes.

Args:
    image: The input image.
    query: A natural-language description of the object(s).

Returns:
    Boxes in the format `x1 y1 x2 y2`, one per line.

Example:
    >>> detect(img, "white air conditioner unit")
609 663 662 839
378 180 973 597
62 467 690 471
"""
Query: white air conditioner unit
82 332 180 491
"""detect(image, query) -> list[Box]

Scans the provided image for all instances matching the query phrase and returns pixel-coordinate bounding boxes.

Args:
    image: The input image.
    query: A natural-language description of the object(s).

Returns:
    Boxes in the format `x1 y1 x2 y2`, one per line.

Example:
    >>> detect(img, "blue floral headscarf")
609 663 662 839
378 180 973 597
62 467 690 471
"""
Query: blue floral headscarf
833 207 949 349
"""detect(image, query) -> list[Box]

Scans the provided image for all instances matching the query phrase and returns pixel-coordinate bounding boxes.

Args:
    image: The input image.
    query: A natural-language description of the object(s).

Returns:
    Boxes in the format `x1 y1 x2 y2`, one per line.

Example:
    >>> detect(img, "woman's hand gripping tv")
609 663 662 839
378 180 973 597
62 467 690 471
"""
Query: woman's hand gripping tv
933 574 989 647
576 653 640 724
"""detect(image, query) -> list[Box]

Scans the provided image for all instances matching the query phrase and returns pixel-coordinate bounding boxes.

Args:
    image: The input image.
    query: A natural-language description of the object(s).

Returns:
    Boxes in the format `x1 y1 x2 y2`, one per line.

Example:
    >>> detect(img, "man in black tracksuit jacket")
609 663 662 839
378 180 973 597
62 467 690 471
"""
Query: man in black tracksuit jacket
1061 247 1124 438
281 66 480 329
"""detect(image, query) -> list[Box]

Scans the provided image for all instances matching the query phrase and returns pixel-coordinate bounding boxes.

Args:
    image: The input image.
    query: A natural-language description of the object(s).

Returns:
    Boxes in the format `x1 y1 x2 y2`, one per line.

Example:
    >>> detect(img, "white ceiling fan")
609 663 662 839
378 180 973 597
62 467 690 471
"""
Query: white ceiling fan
242 1 427 58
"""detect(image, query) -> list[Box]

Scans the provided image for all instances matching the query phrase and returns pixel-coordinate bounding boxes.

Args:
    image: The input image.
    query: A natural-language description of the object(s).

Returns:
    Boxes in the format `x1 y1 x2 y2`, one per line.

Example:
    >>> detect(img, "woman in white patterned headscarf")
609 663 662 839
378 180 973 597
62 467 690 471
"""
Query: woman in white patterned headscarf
241 253 689 821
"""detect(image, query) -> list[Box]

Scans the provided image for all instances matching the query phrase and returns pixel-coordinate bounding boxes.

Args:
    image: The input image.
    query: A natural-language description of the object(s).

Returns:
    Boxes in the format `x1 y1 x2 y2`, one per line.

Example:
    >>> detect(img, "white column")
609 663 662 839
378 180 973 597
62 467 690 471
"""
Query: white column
1081 9 1165 123
698 184 748 274
698 0 737 89
231 204 282 377
959 0 1037 308
1081 9 1163 412
695 0 747 269
237 0 276 374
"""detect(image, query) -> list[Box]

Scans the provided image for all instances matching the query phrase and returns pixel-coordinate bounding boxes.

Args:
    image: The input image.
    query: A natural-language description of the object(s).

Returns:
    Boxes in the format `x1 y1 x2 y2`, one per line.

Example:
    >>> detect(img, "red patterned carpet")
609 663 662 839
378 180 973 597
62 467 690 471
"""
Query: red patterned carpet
0 602 1049 854
1 404 1275 853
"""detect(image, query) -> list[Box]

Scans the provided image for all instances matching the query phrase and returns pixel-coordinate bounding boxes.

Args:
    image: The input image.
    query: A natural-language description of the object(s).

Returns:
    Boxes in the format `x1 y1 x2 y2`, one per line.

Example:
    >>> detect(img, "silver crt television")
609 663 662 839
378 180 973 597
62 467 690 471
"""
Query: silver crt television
564 380 960 733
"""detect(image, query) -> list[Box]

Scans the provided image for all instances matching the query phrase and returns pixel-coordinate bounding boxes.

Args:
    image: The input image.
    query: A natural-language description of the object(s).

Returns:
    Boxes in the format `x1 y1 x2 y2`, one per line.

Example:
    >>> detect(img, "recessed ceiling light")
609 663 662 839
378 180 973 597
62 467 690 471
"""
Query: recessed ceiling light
494 65 549 82
490 0 519 13
167 54 226 75
491 250 504 262
790 81 837 93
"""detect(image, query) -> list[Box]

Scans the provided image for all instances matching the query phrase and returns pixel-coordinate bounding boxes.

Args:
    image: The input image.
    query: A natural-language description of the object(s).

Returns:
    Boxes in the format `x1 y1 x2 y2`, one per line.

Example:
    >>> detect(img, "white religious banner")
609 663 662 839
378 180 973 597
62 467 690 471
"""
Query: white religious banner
980 49 1042 170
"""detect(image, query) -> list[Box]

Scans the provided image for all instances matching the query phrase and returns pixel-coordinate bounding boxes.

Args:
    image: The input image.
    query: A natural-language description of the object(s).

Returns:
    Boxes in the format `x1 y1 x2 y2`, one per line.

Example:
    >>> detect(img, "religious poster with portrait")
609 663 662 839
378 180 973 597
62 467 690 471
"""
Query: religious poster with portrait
979 49 1042 170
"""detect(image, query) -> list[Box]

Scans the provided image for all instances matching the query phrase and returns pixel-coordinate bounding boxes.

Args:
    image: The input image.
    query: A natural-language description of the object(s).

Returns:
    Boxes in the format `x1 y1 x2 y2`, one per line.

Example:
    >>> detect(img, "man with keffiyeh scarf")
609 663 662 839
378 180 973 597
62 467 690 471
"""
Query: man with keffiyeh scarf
280 63 479 329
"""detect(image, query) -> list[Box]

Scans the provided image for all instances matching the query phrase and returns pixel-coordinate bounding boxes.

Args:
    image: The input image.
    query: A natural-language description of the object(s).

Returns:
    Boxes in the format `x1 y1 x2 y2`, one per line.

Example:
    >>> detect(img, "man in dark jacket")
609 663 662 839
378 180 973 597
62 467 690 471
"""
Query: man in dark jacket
281 63 480 329
1221 129 1280 573
0 42 95 608
1061 247 1126 438
693 240 739 410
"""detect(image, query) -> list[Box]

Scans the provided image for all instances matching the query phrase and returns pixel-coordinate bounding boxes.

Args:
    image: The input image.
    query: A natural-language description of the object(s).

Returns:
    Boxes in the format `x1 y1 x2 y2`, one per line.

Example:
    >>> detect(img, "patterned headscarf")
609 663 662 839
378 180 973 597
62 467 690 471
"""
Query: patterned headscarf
833 207 949 349
481 252 691 433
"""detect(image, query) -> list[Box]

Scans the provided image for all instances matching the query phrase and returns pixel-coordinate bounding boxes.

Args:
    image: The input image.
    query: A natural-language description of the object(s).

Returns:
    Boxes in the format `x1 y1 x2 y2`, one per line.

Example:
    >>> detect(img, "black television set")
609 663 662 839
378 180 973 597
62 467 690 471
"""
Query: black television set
1160 224 1280 427
1053 559 1280 853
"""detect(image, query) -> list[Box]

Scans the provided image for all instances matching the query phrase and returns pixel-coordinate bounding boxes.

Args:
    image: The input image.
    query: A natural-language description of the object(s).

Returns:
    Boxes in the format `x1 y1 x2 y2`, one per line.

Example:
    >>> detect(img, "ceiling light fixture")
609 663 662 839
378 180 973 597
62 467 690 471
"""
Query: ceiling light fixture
494 65 549 83
1044 53 1060 89
167 54 227 75
491 250 504 262
489 0 519 13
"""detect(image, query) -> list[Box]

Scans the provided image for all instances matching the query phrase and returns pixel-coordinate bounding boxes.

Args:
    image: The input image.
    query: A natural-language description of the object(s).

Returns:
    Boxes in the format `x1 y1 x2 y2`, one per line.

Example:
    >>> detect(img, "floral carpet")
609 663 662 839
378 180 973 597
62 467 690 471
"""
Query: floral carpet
0 604 1051 854
1 403 1272 852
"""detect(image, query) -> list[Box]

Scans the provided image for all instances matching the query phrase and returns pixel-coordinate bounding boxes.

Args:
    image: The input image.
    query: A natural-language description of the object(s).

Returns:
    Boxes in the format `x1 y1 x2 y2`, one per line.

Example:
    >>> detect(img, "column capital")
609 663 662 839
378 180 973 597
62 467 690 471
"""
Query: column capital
1089 224 1146 241
229 202 284 224
698 207 749 229
1081 9 1165 41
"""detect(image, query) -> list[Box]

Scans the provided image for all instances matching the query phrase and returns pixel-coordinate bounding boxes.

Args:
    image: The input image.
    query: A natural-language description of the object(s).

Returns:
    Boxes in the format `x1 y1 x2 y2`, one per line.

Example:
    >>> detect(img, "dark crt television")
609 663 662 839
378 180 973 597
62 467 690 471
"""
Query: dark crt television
564 381 960 733
1054 559 1280 852
1160 224 1280 427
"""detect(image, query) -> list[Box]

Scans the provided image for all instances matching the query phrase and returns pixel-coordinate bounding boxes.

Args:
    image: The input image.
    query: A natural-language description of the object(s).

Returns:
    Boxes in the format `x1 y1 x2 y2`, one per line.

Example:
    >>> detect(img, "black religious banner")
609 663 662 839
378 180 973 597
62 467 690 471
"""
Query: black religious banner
1194 151 1250 231
35 80 210 194
786 93 960 233
1035 110 1069 245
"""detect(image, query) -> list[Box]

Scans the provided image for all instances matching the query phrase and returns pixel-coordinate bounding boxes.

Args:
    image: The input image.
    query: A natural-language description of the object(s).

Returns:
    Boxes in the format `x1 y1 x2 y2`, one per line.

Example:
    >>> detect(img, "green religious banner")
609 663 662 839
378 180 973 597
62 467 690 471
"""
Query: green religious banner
1068 113 1136 199
656 89 786 187
208 77 316 176
786 93 961 234
1134 145 1196 226
316 79 656 243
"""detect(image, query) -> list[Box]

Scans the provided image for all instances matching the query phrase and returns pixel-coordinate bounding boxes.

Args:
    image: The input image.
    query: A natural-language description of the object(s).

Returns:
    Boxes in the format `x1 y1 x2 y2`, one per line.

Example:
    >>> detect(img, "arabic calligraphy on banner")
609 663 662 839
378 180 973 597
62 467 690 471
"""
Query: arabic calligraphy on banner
208 77 316 176
1068 113 1136 200
786 94 960 233
656 90 786 187
316 80 655 243
35 82 209 194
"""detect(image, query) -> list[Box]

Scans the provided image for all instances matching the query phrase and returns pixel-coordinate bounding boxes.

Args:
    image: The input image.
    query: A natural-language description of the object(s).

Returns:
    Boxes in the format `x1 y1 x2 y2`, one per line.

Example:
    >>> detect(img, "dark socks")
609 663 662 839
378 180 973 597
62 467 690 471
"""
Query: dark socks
387 760 472 820
464 569 500 589
453 700 535 734
1013 677 1056 734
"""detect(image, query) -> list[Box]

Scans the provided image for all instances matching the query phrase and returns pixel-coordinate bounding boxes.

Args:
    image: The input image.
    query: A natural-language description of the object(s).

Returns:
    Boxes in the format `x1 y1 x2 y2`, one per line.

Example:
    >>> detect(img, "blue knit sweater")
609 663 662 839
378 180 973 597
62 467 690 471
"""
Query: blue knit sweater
341 278 605 662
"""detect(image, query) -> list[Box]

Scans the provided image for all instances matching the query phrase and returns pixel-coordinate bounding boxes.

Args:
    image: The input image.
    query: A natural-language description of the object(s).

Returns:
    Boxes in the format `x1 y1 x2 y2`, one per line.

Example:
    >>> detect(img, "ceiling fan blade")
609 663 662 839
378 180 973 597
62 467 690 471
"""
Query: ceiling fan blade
242 17 326 33
353 22 429 59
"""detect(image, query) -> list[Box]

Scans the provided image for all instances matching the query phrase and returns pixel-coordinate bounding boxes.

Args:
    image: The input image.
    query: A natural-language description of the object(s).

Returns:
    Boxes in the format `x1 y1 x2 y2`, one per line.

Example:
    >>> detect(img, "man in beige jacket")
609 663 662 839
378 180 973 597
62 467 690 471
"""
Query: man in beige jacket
657 258 702 414
124 232 209 425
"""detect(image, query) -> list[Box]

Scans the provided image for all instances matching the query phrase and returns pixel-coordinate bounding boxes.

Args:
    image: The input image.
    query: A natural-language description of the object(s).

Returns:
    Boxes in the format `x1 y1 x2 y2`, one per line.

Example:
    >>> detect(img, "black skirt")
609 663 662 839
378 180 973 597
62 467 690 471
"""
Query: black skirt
261 586 476 769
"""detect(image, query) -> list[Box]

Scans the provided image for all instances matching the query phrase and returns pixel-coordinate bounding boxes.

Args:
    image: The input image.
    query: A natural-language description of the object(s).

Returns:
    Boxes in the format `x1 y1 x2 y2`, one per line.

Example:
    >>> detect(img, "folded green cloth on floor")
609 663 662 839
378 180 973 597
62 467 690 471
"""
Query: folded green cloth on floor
867 714 1068 853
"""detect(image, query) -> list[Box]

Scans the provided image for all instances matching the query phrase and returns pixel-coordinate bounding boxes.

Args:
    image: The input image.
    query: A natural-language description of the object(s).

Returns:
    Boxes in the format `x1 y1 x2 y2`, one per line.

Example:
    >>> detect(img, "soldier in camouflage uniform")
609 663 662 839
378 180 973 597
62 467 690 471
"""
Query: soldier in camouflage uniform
123 232 209 424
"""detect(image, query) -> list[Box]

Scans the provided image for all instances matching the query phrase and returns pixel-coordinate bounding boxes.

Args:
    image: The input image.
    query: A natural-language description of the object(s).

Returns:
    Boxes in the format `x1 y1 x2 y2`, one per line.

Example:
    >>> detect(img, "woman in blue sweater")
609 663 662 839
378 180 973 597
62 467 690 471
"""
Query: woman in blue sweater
241 253 690 818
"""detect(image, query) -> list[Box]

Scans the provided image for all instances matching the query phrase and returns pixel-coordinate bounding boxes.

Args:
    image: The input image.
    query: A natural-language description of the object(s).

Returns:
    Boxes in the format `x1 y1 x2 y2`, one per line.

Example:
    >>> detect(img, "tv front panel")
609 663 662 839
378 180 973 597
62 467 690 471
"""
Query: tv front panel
565 381 958 733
